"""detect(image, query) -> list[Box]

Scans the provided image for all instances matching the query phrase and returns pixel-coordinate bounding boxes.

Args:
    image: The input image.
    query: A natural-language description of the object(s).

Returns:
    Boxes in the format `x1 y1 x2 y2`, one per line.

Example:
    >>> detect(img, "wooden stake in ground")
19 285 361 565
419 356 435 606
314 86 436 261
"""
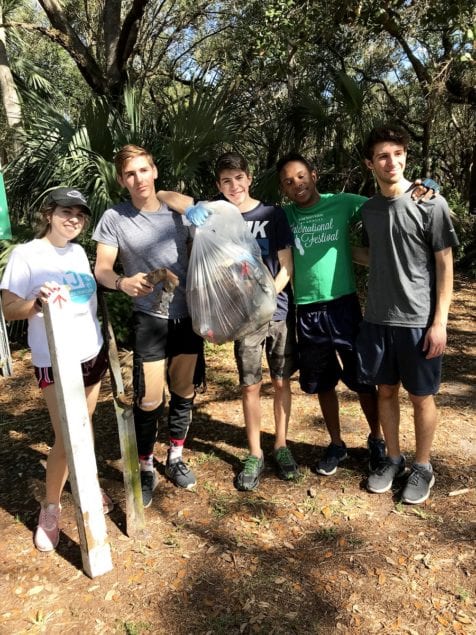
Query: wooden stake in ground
0 298 12 377
98 290 146 537
43 286 113 578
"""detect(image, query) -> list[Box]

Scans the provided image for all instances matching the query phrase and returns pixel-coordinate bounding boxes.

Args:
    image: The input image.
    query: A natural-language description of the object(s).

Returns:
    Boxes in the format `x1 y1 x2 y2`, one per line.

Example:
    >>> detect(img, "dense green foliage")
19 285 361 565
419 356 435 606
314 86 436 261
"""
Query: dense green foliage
0 1 474 293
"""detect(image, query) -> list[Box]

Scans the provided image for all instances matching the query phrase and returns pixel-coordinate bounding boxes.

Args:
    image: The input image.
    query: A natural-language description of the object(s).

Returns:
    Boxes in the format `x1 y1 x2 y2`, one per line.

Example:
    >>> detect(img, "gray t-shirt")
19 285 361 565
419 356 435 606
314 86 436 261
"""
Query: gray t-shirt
93 201 191 319
361 191 459 327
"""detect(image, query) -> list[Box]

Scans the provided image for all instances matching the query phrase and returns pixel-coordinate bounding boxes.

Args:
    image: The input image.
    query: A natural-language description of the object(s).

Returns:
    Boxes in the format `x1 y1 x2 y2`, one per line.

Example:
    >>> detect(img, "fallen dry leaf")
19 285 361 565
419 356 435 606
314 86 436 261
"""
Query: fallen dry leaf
455 611 472 625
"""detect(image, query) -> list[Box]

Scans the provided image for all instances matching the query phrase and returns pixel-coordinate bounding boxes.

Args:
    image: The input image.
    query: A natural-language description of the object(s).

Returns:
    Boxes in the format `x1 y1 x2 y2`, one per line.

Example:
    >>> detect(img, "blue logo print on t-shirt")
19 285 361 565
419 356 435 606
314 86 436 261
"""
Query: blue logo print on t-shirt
62 271 97 303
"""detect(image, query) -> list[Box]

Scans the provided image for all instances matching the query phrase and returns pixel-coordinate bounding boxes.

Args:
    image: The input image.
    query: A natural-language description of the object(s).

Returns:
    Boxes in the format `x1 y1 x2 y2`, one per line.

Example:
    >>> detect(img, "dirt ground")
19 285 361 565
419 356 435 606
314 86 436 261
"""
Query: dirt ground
0 275 475 635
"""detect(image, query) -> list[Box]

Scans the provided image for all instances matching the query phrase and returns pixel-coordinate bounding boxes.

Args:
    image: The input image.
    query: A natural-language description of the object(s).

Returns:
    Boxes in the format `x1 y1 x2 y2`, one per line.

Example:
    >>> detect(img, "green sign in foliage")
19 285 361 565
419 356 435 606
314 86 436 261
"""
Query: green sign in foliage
0 170 12 240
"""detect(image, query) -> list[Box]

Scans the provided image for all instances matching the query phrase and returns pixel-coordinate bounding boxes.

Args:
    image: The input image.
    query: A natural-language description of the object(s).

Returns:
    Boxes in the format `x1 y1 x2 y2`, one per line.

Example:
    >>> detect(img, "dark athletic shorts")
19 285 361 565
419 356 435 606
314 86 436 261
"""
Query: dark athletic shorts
132 312 203 362
297 293 375 395
356 321 442 396
132 312 205 397
234 317 297 386
34 344 108 389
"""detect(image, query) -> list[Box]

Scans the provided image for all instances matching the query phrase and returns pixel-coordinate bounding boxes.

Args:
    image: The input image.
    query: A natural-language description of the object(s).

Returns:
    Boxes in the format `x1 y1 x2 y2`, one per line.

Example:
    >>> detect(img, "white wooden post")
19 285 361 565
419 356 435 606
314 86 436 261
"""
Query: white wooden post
104 319 146 536
97 290 146 537
42 286 113 578
0 297 13 377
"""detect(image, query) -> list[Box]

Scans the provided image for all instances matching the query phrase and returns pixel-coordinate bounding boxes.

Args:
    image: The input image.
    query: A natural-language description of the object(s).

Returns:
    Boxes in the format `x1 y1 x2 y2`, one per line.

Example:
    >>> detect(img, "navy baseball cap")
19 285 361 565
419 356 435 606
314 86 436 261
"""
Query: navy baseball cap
46 187 91 215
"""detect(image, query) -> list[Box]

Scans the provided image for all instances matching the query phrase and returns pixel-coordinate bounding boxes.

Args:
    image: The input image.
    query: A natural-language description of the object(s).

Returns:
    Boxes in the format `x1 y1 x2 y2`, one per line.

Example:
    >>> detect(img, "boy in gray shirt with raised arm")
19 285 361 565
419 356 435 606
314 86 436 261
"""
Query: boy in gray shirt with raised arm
93 145 203 508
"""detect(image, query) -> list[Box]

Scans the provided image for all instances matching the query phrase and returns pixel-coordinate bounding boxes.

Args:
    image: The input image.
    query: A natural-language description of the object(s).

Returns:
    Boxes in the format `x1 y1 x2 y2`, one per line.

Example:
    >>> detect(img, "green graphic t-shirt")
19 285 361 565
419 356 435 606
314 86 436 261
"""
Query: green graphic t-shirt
284 193 366 304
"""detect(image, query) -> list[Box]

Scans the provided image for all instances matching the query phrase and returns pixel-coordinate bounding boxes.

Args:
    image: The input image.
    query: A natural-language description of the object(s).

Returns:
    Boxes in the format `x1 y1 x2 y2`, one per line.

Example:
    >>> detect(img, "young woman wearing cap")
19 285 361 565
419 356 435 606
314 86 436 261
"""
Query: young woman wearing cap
0 188 112 552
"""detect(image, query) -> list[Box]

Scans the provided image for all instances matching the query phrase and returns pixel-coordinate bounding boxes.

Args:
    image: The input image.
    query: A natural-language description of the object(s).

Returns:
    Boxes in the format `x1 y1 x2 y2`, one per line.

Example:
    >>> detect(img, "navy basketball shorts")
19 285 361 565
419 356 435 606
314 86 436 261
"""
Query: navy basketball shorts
356 321 442 396
297 293 375 395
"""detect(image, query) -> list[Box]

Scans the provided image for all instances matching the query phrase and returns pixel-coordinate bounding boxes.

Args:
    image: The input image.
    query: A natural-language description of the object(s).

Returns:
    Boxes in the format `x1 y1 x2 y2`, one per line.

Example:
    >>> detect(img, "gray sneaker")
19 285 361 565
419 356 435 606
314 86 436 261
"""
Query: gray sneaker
165 457 196 489
402 464 435 504
140 470 159 508
367 435 386 472
235 454 264 491
367 456 406 493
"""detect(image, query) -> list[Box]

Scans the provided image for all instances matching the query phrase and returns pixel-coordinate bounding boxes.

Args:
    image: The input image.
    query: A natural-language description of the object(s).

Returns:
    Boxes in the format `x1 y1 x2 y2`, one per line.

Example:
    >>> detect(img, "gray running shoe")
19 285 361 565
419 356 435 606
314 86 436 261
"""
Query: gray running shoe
367 456 406 493
367 435 386 472
165 457 197 489
140 470 159 508
316 443 348 476
402 464 435 504
235 454 264 491
274 446 299 481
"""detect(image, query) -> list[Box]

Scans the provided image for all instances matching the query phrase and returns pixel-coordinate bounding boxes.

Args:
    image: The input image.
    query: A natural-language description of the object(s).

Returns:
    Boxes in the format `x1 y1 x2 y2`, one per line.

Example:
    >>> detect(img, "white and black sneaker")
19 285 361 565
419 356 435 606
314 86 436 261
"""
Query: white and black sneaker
315 443 348 476
367 435 386 473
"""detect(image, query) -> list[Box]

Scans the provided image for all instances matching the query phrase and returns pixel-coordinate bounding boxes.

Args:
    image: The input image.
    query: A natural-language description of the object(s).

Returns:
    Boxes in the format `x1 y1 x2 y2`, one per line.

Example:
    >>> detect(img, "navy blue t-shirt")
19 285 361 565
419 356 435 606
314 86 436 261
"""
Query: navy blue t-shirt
241 202 294 321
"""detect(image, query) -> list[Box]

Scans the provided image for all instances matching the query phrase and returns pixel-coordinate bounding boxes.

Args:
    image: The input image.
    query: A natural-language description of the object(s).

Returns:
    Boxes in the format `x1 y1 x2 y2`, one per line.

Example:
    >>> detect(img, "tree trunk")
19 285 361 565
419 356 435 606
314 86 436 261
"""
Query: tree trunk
0 5 23 158
35 0 151 100
469 143 476 216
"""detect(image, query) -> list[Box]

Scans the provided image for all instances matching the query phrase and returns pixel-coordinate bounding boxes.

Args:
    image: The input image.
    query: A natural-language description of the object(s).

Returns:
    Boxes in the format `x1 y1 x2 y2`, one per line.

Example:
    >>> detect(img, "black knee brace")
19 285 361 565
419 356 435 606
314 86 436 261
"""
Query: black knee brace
168 392 194 442
133 402 164 456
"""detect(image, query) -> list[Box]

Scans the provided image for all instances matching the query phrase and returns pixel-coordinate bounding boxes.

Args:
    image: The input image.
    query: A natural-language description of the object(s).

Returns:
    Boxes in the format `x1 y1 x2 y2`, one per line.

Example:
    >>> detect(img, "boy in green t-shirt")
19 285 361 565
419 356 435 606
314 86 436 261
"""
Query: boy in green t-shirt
276 153 383 476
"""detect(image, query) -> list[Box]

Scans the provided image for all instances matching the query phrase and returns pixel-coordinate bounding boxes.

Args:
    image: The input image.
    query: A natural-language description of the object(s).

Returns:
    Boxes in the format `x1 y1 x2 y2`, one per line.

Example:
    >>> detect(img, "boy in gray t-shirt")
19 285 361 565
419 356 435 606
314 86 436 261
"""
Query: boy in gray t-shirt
93 145 203 507
357 124 459 505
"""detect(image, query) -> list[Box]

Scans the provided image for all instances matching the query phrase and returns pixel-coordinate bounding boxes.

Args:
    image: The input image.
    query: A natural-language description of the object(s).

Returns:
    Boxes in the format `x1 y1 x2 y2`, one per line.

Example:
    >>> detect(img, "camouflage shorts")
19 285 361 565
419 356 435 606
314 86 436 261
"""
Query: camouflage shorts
234 318 297 386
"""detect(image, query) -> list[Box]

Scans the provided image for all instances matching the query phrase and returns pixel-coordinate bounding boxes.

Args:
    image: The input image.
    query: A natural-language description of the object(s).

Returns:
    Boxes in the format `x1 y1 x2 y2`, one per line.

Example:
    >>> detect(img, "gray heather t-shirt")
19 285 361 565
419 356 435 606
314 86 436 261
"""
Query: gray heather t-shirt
361 191 459 327
93 201 192 319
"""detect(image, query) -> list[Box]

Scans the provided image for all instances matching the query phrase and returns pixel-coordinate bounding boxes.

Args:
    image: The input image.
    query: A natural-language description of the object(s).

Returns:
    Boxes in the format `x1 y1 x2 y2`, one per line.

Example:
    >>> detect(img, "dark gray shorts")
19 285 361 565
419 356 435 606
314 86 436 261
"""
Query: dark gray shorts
234 318 297 386
356 321 442 396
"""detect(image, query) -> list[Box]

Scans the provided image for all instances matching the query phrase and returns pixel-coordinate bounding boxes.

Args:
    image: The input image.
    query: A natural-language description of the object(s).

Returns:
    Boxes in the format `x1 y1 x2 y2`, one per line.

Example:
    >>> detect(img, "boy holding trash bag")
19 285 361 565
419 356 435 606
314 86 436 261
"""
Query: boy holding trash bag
158 152 299 491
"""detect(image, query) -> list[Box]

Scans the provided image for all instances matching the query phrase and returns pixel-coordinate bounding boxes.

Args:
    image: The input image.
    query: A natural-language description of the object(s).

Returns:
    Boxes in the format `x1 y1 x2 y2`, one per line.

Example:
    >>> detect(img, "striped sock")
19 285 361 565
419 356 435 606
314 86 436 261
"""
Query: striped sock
139 454 154 472
168 444 183 462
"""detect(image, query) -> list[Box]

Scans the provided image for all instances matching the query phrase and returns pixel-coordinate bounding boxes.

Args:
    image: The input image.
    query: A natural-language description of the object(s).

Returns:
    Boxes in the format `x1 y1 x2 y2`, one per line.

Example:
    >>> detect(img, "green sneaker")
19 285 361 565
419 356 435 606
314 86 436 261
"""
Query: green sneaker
274 446 299 481
235 454 264 491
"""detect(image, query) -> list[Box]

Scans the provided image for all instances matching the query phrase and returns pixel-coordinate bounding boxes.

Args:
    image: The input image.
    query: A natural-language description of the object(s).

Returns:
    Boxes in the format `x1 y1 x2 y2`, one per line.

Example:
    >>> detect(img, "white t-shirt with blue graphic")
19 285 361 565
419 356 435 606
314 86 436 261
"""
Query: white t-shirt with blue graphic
1 238 103 366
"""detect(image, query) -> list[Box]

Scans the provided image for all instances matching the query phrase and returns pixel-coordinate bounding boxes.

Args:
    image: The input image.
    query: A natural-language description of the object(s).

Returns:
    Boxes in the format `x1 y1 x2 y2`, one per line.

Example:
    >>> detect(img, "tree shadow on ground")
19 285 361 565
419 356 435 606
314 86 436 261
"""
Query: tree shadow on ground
146 464 475 634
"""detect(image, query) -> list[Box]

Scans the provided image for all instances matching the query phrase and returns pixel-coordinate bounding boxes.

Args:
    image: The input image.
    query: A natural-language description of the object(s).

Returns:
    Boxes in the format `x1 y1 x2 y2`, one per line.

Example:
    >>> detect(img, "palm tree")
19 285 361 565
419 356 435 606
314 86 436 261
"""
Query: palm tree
5 83 241 227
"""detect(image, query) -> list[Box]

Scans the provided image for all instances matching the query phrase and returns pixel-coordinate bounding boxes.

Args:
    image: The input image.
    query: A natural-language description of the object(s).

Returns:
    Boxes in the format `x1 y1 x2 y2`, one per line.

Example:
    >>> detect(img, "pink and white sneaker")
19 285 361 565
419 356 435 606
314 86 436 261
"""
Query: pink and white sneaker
101 489 114 514
34 503 61 552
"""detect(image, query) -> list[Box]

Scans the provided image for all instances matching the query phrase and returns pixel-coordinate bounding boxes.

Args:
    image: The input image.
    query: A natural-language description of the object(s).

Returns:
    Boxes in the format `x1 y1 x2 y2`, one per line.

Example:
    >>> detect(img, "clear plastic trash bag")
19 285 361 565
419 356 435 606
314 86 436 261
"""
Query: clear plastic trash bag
186 200 277 344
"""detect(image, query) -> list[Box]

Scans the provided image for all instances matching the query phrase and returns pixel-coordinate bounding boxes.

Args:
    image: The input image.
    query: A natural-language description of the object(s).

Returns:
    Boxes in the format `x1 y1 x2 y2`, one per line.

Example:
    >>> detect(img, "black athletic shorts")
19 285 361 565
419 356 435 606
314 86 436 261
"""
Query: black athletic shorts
132 312 203 362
